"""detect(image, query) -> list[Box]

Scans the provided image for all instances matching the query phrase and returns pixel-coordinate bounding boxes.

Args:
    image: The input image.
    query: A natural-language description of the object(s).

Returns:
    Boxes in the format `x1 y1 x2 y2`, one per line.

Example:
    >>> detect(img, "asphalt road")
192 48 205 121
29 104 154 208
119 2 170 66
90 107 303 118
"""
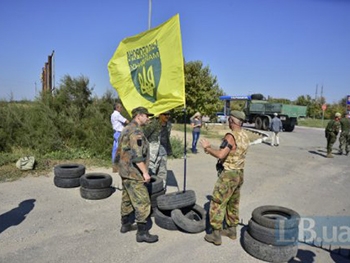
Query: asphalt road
0 126 349 263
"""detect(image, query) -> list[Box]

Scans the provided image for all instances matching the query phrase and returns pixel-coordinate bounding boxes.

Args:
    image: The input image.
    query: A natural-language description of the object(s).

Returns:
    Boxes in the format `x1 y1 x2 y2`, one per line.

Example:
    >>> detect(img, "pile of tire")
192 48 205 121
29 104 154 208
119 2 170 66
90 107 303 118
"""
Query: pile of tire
80 173 113 200
243 205 300 263
153 189 206 233
146 176 166 214
53 164 86 188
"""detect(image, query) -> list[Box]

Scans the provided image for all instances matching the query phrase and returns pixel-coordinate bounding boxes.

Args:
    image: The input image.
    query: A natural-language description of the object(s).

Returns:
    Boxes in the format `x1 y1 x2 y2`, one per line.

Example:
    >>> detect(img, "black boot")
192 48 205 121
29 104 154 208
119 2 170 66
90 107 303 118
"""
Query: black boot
120 215 137 233
136 223 158 243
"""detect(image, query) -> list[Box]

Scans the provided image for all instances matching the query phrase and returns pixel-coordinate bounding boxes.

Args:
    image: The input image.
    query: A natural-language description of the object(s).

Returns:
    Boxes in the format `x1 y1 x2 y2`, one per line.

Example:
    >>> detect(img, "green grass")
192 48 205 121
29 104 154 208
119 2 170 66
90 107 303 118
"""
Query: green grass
297 118 328 128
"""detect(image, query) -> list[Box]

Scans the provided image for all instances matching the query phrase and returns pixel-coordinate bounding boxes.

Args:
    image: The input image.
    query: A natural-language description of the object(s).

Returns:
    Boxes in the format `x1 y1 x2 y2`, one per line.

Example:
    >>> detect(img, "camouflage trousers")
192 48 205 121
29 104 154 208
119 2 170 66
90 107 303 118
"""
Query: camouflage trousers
121 179 151 223
209 169 244 230
326 133 337 154
149 143 167 188
338 132 350 153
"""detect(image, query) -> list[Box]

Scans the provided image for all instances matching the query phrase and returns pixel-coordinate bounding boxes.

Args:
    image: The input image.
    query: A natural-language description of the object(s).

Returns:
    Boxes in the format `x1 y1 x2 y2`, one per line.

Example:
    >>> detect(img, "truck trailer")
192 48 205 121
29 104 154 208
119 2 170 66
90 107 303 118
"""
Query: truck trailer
219 94 307 132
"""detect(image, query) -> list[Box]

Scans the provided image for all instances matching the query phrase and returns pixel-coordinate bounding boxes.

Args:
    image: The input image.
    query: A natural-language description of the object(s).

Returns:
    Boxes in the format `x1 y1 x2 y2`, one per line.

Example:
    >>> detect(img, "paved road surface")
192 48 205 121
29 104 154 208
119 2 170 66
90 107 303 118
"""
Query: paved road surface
0 126 349 263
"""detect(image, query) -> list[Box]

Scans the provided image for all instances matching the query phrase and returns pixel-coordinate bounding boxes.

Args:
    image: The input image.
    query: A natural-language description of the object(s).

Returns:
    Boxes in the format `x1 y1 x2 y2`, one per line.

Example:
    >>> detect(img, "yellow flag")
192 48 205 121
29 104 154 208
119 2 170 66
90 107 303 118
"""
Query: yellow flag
108 14 185 117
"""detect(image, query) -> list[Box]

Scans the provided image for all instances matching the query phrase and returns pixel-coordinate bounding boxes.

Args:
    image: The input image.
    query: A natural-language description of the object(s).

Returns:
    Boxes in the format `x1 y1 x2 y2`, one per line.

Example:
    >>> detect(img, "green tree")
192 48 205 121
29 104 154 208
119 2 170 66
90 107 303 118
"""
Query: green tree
173 61 224 122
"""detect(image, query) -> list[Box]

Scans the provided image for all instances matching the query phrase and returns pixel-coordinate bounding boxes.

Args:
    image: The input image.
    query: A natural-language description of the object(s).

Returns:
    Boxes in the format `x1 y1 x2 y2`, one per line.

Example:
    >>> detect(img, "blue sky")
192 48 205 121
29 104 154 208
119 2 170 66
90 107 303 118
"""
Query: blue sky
1 0 349 103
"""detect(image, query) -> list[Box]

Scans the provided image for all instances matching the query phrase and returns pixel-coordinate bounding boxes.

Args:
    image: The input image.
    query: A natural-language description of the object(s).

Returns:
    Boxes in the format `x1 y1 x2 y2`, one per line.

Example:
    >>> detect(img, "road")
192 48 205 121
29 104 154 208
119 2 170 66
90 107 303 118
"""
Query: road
0 126 349 263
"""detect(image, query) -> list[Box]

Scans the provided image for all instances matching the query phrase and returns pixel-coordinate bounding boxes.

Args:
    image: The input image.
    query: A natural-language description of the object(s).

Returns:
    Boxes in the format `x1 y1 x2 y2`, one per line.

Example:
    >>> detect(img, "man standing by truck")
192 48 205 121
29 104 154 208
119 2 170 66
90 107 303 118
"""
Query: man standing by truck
270 113 283 146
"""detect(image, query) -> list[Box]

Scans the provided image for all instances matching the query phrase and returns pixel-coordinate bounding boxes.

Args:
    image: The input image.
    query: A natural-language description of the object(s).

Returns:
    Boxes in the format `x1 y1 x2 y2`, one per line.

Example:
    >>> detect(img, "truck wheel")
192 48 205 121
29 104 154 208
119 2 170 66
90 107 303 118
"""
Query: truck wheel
255 117 262 130
284 124 295 132
262 118 270 131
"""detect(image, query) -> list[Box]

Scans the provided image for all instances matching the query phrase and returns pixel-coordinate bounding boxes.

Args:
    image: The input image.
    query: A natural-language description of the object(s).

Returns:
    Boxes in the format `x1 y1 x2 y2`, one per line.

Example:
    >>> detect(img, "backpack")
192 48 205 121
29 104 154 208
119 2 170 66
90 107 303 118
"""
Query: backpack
16 156 35 170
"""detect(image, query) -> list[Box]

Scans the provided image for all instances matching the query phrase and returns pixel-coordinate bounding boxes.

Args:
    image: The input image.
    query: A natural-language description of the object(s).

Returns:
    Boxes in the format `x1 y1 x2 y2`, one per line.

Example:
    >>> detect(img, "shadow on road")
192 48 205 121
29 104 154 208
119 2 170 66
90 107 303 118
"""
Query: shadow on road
0 199 36 234
309 150 327 158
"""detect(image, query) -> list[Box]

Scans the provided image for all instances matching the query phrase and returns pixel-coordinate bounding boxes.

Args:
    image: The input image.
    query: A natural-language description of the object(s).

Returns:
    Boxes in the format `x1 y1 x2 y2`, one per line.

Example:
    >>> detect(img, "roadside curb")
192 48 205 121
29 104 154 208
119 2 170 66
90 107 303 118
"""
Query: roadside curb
244 127 270 145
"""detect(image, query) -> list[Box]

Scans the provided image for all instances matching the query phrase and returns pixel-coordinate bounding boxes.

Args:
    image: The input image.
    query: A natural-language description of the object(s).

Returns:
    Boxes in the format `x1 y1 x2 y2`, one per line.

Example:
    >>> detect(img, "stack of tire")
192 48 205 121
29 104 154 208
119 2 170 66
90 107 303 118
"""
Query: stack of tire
153 189 206 233
53 164 86 188
80 173 113 200
243 205 300 263
146 176 166 215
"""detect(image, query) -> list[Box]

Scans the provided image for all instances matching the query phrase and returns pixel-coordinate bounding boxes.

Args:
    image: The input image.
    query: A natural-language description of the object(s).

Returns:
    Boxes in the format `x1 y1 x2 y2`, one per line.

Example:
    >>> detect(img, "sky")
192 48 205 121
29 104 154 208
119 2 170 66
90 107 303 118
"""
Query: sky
1 0 349 103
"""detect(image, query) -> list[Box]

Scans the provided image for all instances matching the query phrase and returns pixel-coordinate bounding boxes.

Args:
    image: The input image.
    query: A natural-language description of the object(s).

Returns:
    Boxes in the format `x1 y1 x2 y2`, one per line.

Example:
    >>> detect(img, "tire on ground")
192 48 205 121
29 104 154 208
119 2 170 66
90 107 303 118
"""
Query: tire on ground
243 230 298 263
157 190 196 210
150 188 166 209
80 173 112 189
54 176 81 188
146 176 164 194
252 205 300 229
54 164 85 178
154 206 196 231
248 219 299 246
171 204 206 233
80 187 113 200
154 208 180 231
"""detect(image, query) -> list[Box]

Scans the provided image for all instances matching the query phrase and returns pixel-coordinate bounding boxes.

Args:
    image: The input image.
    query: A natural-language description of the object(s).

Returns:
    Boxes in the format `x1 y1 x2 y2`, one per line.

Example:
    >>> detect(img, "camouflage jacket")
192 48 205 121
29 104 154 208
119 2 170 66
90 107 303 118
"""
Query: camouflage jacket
117 120 150 181
325 120 340 136
340 118 350 133
222 129 250 170
143 118 172 156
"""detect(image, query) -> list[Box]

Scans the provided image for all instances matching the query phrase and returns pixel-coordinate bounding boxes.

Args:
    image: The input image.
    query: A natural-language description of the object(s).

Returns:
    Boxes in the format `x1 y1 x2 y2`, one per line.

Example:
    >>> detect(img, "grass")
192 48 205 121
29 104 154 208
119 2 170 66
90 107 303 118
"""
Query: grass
0 119 325 182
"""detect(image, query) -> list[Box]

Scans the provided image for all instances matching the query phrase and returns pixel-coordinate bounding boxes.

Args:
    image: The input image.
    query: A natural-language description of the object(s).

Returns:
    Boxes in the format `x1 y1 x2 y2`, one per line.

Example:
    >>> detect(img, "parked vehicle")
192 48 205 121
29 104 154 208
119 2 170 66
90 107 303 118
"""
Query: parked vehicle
216 112 228 123
219 94 307 132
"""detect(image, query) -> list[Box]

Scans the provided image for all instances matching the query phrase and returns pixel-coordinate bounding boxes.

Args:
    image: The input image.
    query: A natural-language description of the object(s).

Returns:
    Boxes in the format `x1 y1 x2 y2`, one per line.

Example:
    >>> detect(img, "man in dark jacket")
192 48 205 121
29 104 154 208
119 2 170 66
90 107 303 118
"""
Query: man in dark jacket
270 113 283 146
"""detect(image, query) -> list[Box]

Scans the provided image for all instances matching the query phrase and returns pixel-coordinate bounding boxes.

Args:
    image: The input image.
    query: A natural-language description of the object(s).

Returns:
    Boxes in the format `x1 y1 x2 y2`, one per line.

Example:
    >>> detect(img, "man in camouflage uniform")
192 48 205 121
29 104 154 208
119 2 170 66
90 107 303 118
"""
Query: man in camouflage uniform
116 106 158 243
325 112 341 158
338 113 350 155
200 110 250 246
143 111 172 188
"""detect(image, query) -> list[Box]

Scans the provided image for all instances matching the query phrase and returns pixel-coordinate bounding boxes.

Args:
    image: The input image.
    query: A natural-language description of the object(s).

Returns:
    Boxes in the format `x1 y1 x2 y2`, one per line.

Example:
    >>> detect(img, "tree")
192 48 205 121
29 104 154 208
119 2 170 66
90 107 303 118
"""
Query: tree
173 61 224 122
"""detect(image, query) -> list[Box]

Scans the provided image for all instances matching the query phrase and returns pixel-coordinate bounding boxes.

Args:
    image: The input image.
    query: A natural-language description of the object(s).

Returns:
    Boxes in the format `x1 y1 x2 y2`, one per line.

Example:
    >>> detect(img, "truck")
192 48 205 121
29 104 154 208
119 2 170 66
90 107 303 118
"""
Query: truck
219 94 307 132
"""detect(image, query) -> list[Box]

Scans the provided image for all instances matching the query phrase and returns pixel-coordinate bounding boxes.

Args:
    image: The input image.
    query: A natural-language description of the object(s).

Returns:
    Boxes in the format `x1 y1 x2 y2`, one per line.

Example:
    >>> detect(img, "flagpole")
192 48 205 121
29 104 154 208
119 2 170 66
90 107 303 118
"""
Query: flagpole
148 0 152 30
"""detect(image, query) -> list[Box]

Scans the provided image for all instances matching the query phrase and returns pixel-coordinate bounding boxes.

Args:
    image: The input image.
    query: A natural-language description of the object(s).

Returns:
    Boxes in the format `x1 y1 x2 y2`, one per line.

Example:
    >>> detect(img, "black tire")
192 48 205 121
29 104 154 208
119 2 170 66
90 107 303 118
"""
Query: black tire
80 173 112 189
154 208 180 231
262 117 270 131
243 230 298 263
146 176 164 194
154 206 195 231
252 205 300 229
80 187 113 200
251 93 264 100
54 164 85 178
284 124 295 132
54 176 81 188
157 190 196 210
255 117 262 130
171 204 206 233
248 219 299 246
150 188 166 208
